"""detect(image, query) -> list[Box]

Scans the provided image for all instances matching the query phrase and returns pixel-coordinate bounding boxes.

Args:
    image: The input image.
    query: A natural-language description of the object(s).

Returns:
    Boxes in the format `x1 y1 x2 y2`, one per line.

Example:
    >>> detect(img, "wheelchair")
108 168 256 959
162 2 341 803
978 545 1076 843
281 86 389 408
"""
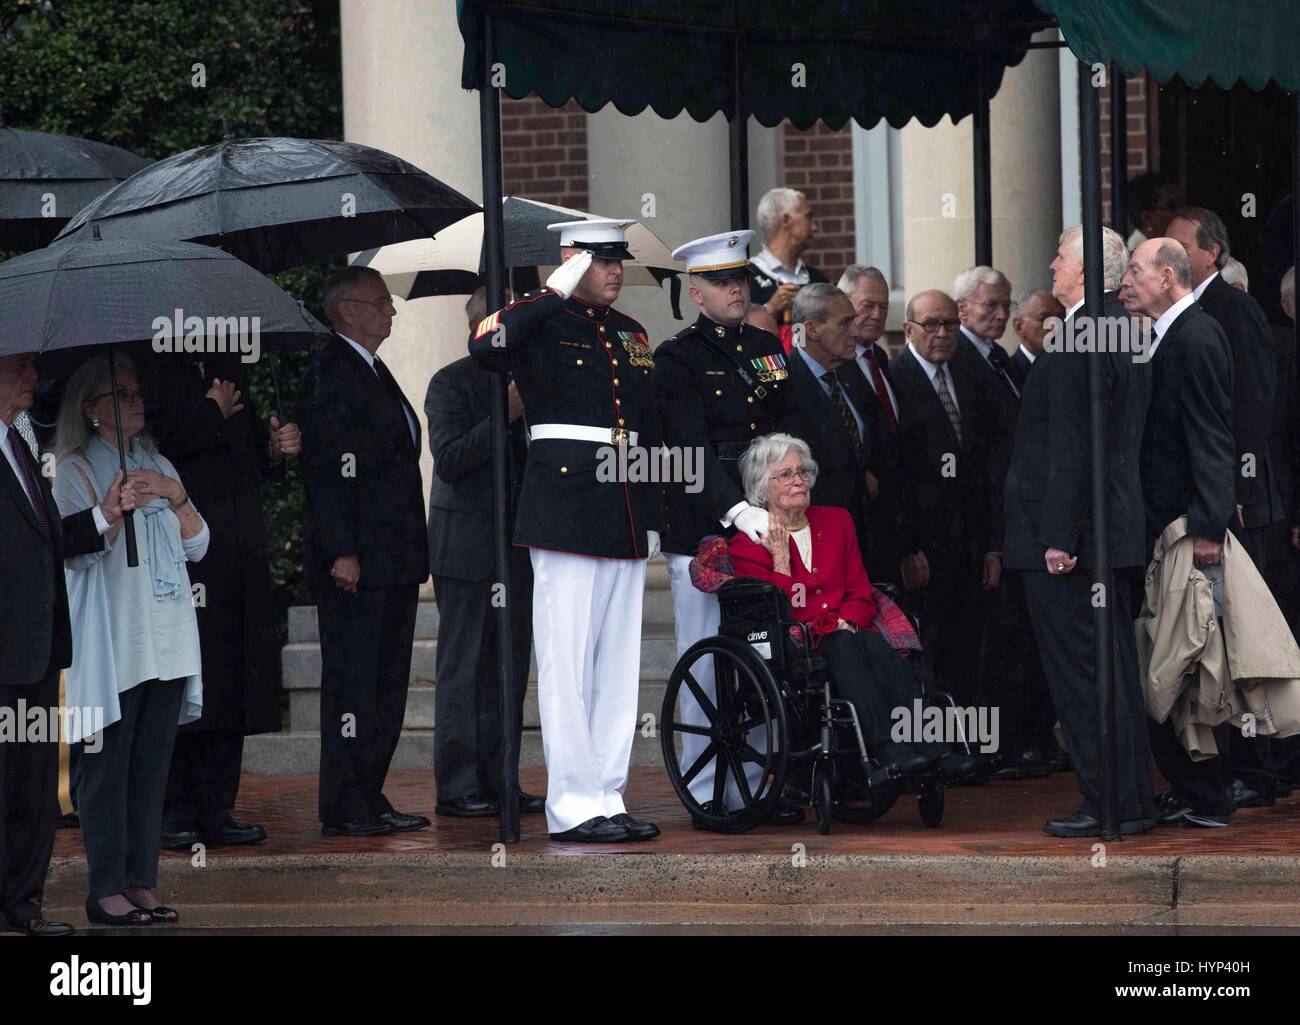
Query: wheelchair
660 576 969 834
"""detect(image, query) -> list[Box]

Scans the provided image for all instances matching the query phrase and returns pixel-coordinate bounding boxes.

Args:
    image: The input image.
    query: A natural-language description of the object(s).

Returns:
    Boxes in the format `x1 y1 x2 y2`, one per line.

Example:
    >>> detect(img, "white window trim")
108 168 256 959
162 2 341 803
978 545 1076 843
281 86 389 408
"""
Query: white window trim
851 120 905 329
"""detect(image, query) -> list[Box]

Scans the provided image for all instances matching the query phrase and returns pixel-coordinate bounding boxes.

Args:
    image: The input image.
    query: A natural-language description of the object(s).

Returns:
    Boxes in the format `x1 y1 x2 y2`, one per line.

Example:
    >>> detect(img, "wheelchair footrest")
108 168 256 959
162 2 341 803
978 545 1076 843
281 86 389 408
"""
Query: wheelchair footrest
867 763 903 789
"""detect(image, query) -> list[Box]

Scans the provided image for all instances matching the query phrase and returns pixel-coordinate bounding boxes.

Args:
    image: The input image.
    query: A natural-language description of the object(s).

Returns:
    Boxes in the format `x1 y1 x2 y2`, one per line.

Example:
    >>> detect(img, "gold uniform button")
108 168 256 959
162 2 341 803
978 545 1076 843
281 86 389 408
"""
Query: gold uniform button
715 389 723 396
614 377 620 386
750 422 757 430
736 345 743 352
747 396 754 404
821 602 828 609
560 466 568 473
615 398 621 406
611 357 618 365
618 417 625 426
586 308 594 315
598 325 606 333
576 359 583 366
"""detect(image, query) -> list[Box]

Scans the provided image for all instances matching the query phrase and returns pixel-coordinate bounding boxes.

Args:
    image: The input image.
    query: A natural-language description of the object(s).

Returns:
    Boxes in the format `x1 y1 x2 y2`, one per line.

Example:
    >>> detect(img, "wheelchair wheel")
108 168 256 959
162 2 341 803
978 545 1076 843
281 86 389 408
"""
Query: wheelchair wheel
661 634 788 833
917 779 944 828
811 759 833 835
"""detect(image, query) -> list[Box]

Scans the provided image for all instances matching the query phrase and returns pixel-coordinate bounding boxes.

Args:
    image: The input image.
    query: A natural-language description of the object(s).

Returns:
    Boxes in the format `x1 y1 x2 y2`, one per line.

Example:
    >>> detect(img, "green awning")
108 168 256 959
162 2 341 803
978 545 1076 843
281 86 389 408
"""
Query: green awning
1034 0 1300 90
458 0 1055 130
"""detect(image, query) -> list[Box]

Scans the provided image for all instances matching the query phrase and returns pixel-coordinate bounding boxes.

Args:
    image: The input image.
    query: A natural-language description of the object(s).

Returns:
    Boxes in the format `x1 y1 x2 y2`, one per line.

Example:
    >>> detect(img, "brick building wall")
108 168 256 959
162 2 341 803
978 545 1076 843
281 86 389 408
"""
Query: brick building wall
781 121 857 282
1098 72 1158 231
500 95 590 210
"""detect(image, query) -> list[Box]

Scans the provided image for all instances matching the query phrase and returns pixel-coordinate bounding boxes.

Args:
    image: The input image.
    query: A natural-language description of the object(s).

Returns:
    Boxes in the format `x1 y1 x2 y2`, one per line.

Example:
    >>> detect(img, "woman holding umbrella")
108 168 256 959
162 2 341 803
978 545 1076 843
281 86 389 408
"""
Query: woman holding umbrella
52 355 207 927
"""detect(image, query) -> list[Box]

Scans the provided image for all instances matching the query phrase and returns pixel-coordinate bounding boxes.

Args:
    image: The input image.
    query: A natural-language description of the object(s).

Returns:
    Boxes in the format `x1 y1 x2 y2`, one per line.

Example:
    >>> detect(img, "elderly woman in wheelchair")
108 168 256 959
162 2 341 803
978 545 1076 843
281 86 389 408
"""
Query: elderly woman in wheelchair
660 433 980 834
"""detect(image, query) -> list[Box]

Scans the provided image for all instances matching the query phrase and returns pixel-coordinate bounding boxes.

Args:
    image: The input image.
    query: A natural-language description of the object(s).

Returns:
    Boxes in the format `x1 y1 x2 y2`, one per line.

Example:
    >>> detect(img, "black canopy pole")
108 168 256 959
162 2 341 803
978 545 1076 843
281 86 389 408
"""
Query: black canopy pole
973 48 993 266
1080 60 1120 841
1110 64 1128 234
480 10 520 844
106 349 139 568
728 26 749 230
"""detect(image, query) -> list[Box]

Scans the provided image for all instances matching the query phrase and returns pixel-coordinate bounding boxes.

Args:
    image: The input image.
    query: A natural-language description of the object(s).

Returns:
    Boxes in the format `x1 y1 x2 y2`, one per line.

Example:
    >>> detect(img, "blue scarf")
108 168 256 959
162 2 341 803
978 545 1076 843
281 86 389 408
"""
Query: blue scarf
84 435 186 600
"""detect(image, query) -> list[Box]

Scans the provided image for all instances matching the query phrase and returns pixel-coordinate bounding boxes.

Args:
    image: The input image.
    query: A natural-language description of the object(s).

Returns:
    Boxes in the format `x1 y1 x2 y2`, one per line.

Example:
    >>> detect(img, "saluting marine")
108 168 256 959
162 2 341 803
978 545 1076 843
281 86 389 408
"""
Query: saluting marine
653 230 803 826
468 218 662 844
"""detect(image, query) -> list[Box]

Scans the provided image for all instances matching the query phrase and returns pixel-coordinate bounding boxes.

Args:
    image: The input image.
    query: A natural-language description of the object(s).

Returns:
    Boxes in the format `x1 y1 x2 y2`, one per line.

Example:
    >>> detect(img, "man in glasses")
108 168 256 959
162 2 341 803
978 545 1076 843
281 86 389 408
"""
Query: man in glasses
889 290 998 708
298 266 431 838
653 230 802 827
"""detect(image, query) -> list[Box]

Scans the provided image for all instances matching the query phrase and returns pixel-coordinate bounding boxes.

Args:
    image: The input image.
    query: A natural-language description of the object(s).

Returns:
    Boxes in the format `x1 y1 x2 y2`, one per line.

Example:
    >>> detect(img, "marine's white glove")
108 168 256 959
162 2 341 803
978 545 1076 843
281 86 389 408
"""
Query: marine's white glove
545 249 593 300
733 505 770 543
646 530 661 560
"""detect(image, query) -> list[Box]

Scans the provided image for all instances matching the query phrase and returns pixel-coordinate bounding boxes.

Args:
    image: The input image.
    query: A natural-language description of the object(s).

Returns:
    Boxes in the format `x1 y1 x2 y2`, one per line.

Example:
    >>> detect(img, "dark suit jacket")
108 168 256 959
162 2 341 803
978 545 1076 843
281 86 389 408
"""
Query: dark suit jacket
424 355 525 582
780 346 872 557
296 334 429 590
1009 347 1035 391
889 347 995 564
1003 294 1149 571
1270 322 1297 520
1140 302 1237 546
1197 272 1283 526
1 426 104 687
953 328 1019 546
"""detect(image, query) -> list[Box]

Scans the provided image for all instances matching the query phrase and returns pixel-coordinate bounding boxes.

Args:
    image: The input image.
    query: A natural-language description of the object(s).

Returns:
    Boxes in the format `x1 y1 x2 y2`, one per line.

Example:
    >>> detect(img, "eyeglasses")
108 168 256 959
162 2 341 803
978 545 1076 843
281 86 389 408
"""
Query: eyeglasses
342 295 396 310
906 318 960 335
970 299 1012 313
91 388 144 404
770 466 815 484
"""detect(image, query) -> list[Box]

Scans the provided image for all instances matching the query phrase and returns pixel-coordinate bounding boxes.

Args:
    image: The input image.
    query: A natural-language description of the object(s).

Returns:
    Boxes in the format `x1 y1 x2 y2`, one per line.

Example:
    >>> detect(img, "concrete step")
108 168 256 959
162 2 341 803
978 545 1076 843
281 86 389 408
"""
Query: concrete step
242 727 664 775
289 679 669 732
282 630 681 690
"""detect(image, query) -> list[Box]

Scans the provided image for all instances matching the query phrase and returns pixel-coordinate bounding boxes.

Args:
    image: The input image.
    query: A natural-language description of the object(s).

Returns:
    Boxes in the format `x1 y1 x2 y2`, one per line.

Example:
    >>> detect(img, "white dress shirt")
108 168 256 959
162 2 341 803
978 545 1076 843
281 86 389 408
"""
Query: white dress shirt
1064 296 1086 320
1192 271 1218 301
854 343 900 418
797 345 866 442
959 324 993 363
1147 291 1198 361
1 417 109 533
906 342 961 415
1017 344 1038 365
339 333 418 444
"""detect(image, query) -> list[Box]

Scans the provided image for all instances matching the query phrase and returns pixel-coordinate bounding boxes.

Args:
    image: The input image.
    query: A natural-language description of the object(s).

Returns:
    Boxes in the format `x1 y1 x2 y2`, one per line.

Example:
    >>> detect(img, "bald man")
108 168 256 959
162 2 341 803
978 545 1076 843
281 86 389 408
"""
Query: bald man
889 290 999 706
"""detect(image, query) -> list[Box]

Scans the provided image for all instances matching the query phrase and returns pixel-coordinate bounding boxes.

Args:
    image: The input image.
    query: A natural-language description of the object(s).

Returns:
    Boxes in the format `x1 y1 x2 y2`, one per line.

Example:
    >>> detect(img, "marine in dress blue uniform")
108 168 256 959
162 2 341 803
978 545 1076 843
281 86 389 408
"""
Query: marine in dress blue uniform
469 219 662 843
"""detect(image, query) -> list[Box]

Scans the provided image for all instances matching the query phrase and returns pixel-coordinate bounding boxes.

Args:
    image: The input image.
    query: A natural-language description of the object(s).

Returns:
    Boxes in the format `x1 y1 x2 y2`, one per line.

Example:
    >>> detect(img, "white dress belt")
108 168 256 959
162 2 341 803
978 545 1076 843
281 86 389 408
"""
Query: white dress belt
528 423 639 446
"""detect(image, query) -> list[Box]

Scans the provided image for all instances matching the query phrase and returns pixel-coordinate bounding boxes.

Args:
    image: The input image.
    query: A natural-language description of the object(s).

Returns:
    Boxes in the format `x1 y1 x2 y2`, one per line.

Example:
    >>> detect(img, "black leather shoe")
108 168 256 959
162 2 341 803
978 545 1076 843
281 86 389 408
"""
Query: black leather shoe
321 819 393 837
435 796 500 817
549 816 630 843
938 751 984 782
84 899 151 927
380 810 431 832
1157 801 1230 828
992 748 1053 780
198 817 267 847
15 917 76 936
1229 777 1273 809
56 812 79 829
609 813 660 840
160 823 200 851
881 753 932 777
519 791 546 814
1044 811 1157 837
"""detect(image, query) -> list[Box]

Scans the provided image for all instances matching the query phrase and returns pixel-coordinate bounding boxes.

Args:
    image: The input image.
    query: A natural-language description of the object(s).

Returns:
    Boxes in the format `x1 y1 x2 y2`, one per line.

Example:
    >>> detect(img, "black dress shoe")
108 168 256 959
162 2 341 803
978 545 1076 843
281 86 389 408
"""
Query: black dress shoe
1156 801 1230 828
609 813 660 840
519 791 546 814
160 823 200 851
992 749 1053 780
938 751 984 782
321 819 393 837
56 812 80 829
1044 811 1157 837
435 796 500 817
380 810 431 832
84 899 151 927
14 917 76 936
198 816 267 847
1228 777 1273 809
549 816 630 843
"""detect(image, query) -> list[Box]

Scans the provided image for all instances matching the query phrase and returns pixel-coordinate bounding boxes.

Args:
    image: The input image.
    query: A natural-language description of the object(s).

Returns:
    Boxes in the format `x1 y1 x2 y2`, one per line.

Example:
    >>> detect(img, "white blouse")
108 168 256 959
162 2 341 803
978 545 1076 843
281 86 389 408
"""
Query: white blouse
791 525 813 573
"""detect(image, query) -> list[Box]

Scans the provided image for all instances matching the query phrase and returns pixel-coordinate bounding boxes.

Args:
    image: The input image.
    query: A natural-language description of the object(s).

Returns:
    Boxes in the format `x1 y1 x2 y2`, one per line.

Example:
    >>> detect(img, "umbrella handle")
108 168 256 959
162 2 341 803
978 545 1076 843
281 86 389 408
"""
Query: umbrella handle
107 351 139 568
268 351 285 423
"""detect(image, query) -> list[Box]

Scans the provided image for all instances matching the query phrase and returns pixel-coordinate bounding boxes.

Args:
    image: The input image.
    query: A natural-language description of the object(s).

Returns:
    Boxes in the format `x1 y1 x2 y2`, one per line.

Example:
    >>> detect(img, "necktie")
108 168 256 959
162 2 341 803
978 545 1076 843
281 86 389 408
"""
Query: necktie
372 355 415 447
823 371 863 461
863 349 898 428
8 429 51 537
934 366 963 445
987 345 1020 399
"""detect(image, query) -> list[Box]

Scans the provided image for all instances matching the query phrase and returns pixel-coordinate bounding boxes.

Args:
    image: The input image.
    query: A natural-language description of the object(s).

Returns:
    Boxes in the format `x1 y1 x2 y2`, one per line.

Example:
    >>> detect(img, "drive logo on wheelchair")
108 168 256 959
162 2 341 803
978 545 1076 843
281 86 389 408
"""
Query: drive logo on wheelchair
746 628 772 660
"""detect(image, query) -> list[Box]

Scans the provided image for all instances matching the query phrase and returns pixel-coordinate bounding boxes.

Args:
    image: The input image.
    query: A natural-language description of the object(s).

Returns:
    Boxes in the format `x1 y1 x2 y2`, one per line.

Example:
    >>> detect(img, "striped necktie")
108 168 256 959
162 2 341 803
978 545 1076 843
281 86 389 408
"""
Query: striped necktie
934 365 963 445
823 371 863 461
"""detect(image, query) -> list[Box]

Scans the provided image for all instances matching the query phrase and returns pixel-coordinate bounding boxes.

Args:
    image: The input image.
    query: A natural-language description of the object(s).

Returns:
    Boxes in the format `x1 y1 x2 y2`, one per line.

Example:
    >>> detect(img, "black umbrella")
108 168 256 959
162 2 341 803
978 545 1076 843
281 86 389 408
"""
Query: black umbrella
52 136 480 273
0 232 328 565
0 119 149 252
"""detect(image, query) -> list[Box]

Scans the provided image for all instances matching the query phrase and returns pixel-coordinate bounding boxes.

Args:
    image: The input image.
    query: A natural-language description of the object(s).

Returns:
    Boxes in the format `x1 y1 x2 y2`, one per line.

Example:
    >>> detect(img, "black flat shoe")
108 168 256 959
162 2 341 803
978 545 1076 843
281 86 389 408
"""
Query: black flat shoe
380 810 431 832
132 904 180 923
609 813 660 840
197 817 267 847
160 823 200 851
549 816 630 843
1044 811 1157 837
56 812 80 830
435 796 500 817
84 899 151 927
519 791 546 814
321 819 393 837
1228 777 1273 809
13 917 75 936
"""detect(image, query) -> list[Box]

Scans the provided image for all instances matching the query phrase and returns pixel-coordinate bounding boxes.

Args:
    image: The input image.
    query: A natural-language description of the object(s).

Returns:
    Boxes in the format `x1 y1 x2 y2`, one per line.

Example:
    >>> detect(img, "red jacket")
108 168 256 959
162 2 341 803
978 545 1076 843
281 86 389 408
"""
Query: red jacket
728 505 878 636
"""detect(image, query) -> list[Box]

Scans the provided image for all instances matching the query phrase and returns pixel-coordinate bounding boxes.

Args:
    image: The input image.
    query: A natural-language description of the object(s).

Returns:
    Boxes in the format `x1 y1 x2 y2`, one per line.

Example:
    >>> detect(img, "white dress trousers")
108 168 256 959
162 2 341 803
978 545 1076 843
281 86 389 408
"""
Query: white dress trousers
665 552 765 808
530 548 646 833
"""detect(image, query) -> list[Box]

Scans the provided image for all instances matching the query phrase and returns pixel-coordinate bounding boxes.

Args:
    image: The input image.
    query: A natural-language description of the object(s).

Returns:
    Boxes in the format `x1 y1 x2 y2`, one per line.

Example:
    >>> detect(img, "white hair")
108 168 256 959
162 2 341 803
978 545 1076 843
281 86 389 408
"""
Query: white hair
53 354 155 460
837 264 888 295
1059 225 1129 291
952 266 1010 301
740 433 818 509
1219 257 1248 291
755 187 805 238
1283 266 1295 300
